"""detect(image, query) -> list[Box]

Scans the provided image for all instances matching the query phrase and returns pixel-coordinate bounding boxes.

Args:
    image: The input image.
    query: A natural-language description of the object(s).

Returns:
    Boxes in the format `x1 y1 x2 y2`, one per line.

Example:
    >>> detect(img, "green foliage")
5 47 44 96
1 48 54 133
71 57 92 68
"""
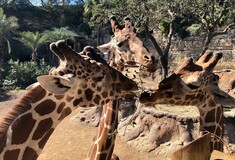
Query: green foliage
42 27 74 42
3 59 52 89
78 23 92 35
15 31 47 53
0 7 18 54
159 19 170 34
186 24 202 36
187 0 235 32
0 8 19 36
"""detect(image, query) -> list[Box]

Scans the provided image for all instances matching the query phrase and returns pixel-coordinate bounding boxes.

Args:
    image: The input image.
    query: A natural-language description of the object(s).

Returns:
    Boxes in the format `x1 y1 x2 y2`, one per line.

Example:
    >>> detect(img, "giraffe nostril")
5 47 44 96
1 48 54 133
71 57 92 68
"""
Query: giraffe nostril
144 55 150 60
151 56 155 62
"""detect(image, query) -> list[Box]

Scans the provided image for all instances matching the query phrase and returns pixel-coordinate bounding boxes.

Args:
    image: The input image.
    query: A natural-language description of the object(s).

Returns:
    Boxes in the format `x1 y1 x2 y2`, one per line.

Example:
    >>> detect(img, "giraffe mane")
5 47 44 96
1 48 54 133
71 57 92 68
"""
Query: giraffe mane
0 85 44 139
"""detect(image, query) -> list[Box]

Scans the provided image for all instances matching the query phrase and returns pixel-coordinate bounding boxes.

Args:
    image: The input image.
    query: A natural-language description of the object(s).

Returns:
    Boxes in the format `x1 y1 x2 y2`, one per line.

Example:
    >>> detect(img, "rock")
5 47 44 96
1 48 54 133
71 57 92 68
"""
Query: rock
70 106 103 127
118 105 201 159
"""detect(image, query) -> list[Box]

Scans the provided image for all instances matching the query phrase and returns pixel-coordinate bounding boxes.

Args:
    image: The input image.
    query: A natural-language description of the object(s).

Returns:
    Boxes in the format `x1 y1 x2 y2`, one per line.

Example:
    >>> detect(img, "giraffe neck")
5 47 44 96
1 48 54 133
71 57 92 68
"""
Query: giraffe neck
197 98 224 151
0 83 112 160
86 63 138 160
163 89 224 152
86 100 118 160
183 90 224 151
0 85 74 160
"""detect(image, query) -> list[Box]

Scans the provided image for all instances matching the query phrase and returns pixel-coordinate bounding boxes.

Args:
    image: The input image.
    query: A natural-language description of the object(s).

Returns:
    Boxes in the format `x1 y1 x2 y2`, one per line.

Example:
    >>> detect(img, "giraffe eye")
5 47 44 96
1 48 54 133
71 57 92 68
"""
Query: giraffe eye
117 41 124 47
97 75 104 81
187 84 199 89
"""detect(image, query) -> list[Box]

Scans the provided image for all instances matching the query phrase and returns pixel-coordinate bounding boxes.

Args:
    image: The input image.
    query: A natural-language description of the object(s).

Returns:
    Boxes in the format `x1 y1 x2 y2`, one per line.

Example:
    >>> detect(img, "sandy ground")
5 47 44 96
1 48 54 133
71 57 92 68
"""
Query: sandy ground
0 90 159 160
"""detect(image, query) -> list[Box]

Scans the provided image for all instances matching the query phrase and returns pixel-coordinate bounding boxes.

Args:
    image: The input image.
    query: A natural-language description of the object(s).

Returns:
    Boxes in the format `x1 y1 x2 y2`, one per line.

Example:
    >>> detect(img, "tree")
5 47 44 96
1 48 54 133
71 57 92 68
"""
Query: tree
186 0 235 56
15 31 47 61
42 27 75 42
84 0 190 79
0 7 18 85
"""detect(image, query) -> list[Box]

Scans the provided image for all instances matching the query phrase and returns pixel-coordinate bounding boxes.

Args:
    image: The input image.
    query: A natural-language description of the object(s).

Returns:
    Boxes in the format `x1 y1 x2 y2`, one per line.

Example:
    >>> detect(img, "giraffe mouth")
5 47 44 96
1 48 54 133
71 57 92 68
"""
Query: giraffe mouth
139 91 155 105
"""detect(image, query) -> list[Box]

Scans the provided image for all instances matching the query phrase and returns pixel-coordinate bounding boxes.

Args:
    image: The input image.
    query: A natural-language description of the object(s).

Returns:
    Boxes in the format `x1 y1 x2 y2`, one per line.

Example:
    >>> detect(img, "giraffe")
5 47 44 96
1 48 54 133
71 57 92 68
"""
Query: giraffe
85 16 158 160
139 51 228 153
0 40 138 160
97 16 157 72
85 101 119 160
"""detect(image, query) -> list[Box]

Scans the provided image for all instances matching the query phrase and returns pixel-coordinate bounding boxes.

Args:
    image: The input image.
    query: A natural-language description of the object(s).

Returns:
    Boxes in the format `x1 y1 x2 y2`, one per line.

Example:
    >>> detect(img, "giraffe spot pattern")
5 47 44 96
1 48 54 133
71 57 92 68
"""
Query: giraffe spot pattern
0 134 7 153
85 89 94 101
185 95 194 100
54 95 64 100
97 87 102 92
73 98 83 106
32 118 53 140
191 100 198 106
57 102 66 114
110 91 114 96
77 70 82 75
58 107 72 121
38 128 54 149
66 95 74 102
91 83 96 88
11 113 36 145
22 147 38 160
216 107 223 123
35 99 56 116
77 89 82 94
208 98 216 107
215 127 222 137
102 91 108 98
94 95 101 104
3 149 20 160
165 92 172 98
31 89 46 103
205 109 215 123
203 126 215 134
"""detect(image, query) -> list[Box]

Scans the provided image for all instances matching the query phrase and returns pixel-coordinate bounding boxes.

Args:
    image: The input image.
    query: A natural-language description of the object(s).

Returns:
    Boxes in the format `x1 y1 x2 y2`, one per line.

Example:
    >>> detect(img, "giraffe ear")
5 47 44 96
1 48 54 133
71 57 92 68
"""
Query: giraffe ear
37 75 73 94
97 43 112 53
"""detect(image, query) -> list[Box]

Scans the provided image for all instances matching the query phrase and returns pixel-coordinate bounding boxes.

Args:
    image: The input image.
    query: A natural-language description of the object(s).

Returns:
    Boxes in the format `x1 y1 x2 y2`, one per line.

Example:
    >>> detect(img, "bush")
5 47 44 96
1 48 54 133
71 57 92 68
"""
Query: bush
3 59 52 89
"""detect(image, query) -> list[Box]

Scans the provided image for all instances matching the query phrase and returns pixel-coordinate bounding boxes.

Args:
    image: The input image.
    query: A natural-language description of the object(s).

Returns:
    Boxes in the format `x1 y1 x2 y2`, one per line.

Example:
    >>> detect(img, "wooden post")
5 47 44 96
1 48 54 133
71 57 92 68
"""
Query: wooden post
172 133 211 160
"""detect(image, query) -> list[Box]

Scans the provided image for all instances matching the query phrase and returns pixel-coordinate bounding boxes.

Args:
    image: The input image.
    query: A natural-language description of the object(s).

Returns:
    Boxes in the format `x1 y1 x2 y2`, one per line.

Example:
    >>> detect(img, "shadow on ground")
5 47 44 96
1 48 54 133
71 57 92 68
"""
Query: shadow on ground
0 88 11 102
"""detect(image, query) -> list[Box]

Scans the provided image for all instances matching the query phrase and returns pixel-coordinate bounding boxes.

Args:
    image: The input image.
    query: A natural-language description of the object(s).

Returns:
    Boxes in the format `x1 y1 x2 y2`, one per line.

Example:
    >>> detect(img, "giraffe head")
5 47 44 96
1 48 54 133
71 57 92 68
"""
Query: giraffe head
139 52 235 106
37 40 138 106
97 16 158 71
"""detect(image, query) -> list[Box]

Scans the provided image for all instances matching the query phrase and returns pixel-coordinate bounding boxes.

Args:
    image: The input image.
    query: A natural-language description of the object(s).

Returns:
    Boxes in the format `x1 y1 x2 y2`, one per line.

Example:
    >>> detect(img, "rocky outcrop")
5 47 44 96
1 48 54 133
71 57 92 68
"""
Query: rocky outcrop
215 69 235 99
117 104 201 159
70 107 103 127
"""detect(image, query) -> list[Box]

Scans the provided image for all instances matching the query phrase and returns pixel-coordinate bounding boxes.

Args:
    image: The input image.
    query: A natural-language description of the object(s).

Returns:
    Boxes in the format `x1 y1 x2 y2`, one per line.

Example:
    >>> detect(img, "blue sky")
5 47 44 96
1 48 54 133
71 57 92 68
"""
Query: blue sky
30 0 80 6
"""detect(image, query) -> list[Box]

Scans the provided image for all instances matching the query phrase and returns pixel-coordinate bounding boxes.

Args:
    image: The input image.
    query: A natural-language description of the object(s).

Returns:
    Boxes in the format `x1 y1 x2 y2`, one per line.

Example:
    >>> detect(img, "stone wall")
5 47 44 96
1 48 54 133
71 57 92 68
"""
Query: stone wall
153 30 235 61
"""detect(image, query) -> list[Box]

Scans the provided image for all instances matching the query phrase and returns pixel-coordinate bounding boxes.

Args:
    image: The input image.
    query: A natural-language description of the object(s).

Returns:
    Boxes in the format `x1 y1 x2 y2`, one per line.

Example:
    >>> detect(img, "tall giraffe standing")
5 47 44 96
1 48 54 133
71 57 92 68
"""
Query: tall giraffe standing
86 16 158 160
0 40 138 160
139 52 227 152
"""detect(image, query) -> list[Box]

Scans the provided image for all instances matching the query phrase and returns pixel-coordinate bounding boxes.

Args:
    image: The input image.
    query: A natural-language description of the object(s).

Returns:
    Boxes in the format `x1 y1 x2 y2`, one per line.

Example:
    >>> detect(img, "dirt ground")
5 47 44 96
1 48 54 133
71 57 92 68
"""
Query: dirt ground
0 90 159 160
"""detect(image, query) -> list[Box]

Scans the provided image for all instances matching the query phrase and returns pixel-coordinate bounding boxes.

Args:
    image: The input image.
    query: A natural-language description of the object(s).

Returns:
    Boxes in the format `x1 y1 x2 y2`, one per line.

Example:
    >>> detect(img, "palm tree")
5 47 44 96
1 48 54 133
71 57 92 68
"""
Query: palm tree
0 7 18 84
42 27 74 42
15 31 47 61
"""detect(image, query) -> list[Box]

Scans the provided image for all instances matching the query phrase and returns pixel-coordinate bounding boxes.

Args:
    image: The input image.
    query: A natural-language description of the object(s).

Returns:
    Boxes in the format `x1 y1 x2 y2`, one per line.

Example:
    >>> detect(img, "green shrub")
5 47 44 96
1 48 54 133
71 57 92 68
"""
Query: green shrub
3 59 52 89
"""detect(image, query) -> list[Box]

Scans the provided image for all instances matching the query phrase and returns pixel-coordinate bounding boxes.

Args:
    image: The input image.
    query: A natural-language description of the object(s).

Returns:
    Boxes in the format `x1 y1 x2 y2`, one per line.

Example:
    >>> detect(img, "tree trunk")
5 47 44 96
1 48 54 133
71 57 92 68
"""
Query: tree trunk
144 26 168 79
97 25 101 46
0 38 3 86
31 51 37 62
200 32 213 57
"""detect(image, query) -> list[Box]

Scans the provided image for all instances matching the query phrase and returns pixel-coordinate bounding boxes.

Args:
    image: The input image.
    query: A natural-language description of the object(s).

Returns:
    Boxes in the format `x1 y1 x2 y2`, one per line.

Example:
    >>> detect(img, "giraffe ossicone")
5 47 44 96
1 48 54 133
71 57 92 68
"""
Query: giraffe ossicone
0 40 137 160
